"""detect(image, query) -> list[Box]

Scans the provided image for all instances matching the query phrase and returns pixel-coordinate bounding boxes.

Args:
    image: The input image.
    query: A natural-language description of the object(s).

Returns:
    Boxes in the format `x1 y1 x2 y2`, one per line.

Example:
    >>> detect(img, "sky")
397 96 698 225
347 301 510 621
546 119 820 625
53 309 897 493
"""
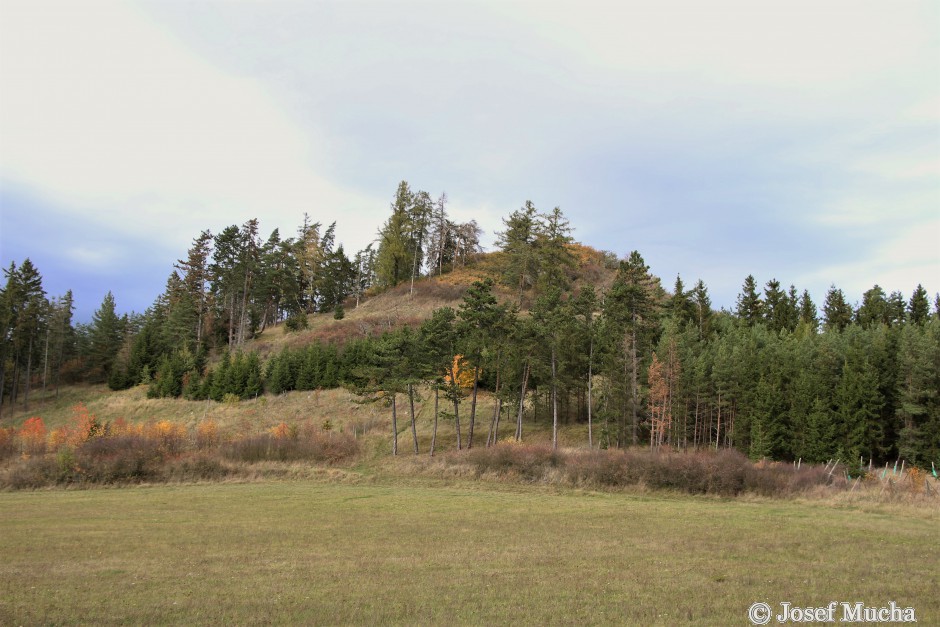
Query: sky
1 0 938 322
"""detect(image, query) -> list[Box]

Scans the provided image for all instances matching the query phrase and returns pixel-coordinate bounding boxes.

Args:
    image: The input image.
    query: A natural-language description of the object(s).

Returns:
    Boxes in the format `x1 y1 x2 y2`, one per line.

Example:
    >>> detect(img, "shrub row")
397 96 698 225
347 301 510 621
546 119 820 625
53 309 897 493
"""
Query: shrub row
0 406 359 489
460 444 834 497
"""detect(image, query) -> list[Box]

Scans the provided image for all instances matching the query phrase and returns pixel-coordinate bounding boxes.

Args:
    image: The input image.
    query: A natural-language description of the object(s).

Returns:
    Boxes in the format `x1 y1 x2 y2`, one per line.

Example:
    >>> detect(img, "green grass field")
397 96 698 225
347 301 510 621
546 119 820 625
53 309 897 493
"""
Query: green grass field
1 480 937 625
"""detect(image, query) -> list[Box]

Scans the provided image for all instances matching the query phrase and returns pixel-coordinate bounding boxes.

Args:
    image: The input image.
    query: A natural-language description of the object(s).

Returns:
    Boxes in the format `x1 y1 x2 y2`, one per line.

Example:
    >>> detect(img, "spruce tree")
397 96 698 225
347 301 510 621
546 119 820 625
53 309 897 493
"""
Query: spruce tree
908 284 930 325
89 291 123 380
822 285 853 331
735 275 762 325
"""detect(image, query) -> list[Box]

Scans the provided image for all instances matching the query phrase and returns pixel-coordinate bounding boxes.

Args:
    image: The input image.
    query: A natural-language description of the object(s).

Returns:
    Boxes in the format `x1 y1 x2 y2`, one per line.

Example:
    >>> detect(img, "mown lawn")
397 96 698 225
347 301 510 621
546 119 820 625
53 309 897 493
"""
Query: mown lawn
1 481 937 625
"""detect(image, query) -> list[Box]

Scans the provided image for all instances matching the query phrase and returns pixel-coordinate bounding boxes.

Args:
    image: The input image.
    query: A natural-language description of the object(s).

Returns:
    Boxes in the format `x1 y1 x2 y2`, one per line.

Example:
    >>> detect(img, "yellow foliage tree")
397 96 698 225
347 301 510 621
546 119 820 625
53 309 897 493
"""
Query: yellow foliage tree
444 354 477 389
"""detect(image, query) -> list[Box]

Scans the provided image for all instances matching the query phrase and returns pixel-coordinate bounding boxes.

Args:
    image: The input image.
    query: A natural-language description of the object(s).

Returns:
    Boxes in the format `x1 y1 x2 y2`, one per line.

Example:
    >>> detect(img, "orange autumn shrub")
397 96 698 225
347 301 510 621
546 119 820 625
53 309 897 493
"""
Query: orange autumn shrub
108 417 138 437
19 417 47 455
146 420 187 455
196 419 219 450
270 422 293 440
68 402 102 446
47 428 69 451
0 426 16 460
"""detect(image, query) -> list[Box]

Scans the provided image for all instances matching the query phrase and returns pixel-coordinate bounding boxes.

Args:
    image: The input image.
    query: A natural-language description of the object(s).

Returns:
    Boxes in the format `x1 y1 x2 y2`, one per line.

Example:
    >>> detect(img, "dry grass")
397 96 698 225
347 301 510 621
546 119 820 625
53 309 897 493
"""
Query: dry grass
0 480 936 625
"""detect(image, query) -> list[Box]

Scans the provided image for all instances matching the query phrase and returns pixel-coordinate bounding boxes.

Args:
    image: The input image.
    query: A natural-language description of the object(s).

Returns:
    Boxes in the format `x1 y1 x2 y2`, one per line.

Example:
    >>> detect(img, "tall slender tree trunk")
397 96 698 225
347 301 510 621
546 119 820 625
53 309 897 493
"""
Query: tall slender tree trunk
0 360 6 421
42 327 50 403
453 390 462 451
715 391 721 449
486 367 501 446
515 360 529 441
391 392 398 456
587 337 594 448
24 335 33 412
227 292 235 348
408 383 419 454
551 346 558 451
430 385 439 456
467 366 479 449
630 329 639 446
10 353 19 407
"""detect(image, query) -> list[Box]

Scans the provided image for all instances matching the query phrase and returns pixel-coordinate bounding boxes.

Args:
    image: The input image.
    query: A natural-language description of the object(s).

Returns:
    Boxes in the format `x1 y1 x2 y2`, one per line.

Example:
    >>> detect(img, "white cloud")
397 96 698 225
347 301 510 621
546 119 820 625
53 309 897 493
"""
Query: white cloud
0 0 383 256
797 217 940 299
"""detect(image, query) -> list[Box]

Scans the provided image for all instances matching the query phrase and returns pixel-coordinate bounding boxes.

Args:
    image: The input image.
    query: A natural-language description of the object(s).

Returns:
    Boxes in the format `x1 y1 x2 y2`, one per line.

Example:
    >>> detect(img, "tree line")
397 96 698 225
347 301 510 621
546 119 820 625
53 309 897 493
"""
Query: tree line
2 183 938 467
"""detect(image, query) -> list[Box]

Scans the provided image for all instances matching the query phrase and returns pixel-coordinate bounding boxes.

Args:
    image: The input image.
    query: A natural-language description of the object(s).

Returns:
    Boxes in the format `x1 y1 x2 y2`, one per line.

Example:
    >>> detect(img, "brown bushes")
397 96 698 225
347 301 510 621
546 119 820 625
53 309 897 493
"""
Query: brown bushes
447 444 846 498
0 410 360 489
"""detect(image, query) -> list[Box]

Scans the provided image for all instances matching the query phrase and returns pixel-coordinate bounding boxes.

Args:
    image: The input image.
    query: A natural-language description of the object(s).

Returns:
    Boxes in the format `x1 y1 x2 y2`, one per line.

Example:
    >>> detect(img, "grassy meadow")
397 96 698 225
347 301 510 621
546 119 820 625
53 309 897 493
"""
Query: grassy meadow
1 480 937 625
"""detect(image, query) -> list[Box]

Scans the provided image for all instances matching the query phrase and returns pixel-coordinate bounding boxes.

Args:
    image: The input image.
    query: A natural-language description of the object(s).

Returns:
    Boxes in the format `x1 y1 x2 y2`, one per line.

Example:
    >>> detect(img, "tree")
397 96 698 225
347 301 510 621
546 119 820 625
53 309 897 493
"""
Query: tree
690 279 713 339
457 279 503 449
908 284 930 325
375 181 415 288
822 285 853 332
89 292 123 381
573 285 599 447
420 307 459 454
535 206 576 291
762 278 788 332
735 275 762 325
496 201 540 303
856 285 889 328
798 289 819 331
532 285 572 450
174 230 213 345
601 251 660 446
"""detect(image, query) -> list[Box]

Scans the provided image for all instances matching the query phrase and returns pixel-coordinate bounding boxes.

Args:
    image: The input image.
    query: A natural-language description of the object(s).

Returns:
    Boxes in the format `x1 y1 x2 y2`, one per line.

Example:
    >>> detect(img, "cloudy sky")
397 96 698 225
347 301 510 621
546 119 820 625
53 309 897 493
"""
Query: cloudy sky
1 0 938 321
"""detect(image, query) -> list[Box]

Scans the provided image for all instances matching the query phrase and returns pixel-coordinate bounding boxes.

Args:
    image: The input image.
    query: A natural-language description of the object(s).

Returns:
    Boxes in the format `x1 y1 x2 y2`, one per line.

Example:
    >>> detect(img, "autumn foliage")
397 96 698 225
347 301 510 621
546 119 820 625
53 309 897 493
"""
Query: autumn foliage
444 354 476 389
0 408 358 488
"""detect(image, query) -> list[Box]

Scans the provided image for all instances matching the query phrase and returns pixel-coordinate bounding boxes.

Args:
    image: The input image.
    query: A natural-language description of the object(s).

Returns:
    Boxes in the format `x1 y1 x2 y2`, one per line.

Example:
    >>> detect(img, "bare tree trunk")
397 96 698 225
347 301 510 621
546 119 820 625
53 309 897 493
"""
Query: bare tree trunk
42 327 50 403
24 335 33 412
629 329 639 446
453 393 462 451
551 346 558 451
715 391 721 449
408 384 419 454
486 367 501 446
467 366 479 449
228 292 235 348
587 337 594 448
430 385 439 456
0 362 5 422
391 393 398 456
515 360 529 441
492 399 502 445
10 353 19 408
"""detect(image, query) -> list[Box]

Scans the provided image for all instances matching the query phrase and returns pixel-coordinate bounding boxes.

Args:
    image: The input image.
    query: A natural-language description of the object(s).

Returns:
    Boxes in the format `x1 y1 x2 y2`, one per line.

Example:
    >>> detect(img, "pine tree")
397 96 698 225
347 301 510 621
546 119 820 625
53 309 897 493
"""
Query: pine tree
735 275 762 325
602 251 660 446
375 181 415 288
89 291 123 381
908 284 930 325
798 289 819 331
856 285 889 328
457 278 503 449
496 201 540 303
535 206 576 291
420 306 460 453
822 285 853 331
690 279 713 339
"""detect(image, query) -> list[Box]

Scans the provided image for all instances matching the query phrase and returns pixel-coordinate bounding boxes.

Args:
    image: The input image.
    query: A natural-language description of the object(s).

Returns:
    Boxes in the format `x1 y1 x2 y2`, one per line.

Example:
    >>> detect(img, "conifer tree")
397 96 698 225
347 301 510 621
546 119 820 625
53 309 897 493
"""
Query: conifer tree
822 285 853 331
375 181 415 288
496 201 540 303
735 275 762 325
602 251 660 445
908 284 930 325
89 291 123 381
798 289 819 331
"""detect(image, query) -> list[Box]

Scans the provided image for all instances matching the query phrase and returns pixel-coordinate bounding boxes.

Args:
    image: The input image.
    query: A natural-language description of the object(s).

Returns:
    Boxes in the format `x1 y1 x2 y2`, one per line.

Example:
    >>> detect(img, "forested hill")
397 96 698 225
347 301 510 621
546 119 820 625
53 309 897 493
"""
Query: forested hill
2 180 939 467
